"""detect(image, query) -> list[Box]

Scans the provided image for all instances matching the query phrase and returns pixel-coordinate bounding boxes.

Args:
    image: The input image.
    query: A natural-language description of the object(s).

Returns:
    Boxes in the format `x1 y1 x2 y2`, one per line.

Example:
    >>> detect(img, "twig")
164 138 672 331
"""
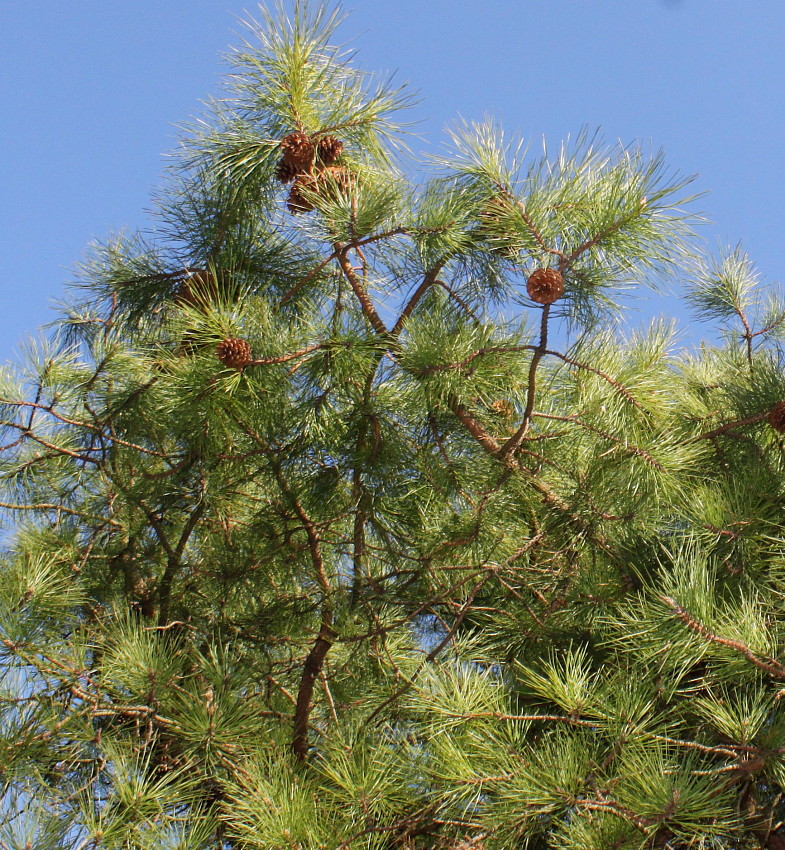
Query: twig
661 594 785 679
499 304 551 458
687 410 769 443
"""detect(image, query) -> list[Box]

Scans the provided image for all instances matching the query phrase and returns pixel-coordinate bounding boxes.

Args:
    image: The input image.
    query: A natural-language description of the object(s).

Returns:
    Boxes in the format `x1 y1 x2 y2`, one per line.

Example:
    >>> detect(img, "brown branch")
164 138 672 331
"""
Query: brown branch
436 706 742 760
351 484 373 609
507 193 565 261
413 345 536 376
365 573 493 724
248 343 327 367
567 202 647 263
573 797 654 832
157 502 206 626
391 261 447 336
340 568 489 646
753 308 785 338
291 617 335 761
410 344 643 414
499 304 552 459
264 453 335 761
435 709 598 728
661 594 785 679
0 501 122 528
447 398 502 455
334 243 389 336
437 396 609 539
141 452 198 480
13 431 100 465
543 350 644 409
138 502 178 563
278 254 338 307
1 399 170 457
532 412 665 471
279 229 407 306
687 410 769 443
334 806 443 850
433 279 482 323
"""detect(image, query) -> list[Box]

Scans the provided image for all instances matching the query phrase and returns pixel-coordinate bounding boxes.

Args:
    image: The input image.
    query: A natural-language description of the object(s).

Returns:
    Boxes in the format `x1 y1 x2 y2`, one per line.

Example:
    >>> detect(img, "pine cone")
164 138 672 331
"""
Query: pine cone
479 195 511 223
316 166 356 203
768 401 785 433
174 268 216 308
287 173 319 213
280 131 314 169
316 135 344 166
286 168 355 213
489 399 514 419
216 338 252 370
275 157 301 184
526 267 564 305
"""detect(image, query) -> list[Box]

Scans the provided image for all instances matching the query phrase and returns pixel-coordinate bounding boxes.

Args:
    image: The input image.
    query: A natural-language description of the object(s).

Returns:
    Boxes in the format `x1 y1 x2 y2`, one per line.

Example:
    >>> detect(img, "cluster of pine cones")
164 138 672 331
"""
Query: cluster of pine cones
275 131 352 213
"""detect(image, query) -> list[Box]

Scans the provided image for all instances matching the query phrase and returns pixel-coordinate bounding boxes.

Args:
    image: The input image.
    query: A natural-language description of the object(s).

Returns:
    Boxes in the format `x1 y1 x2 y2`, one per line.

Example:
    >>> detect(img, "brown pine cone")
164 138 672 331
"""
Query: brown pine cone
768 401 785 433
216 338 252 370
316 135 344 166
479 195 512 223
286 173 319 213
174 269 217 308
489 399 514 419
526 267 564 305
316 166 356 203
280 131 314 169
275 157 301 184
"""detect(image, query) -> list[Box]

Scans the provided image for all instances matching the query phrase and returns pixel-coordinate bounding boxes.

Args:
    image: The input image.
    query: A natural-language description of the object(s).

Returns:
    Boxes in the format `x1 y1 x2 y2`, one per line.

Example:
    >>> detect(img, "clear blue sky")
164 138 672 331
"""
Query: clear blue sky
3 1 785 364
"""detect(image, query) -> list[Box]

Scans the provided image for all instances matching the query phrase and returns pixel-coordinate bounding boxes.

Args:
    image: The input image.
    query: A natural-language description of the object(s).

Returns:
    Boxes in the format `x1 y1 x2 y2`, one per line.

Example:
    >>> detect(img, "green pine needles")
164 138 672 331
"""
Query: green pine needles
3 3 785 848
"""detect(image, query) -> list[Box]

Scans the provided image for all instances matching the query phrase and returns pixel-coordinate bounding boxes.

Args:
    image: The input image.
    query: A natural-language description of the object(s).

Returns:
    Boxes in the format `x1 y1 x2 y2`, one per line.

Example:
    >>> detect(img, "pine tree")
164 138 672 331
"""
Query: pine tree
3 4 785 849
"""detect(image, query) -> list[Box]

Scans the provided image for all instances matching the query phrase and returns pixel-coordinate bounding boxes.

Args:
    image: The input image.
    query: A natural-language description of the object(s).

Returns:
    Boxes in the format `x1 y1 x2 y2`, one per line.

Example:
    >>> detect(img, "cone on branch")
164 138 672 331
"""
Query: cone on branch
279 131 314 169
275 158 301 184
173 268 219 308
768 401 785 433
488 399 514 420
287 173 319 213
276 133 345 184
316 135 344 166
286 167 356 214
526 267 564 305
216 338 252 370
275 131 316 187
316 165 356 203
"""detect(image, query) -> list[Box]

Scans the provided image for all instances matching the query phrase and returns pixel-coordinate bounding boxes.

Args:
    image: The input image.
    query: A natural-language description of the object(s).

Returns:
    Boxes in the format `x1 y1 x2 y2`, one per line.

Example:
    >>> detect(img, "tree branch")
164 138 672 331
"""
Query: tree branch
279 229 407 307
157 501 206 626
687 410 769 443
391 261 447 336
661 594 785 679
499 303 551 459
265 452 335 761
334 243 389 336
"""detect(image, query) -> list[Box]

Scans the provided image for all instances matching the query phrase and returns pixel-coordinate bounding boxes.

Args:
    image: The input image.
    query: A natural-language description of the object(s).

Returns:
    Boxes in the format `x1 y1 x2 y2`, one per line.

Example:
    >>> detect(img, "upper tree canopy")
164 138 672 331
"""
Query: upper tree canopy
3 4 785 849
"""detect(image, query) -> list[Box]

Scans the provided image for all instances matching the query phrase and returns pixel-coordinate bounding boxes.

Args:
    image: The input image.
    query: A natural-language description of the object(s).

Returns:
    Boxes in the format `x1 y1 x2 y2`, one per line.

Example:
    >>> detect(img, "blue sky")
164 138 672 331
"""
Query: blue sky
2 0 785 364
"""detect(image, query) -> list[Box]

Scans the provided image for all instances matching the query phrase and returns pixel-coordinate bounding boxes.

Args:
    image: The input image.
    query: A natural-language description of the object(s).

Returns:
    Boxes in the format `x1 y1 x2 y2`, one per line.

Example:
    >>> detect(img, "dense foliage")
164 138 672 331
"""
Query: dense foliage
3 5 785 848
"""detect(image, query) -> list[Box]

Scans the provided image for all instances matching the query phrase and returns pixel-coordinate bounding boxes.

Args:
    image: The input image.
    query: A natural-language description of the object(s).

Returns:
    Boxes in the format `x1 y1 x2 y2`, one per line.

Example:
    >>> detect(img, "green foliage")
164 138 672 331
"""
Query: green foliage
3 3 785 848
